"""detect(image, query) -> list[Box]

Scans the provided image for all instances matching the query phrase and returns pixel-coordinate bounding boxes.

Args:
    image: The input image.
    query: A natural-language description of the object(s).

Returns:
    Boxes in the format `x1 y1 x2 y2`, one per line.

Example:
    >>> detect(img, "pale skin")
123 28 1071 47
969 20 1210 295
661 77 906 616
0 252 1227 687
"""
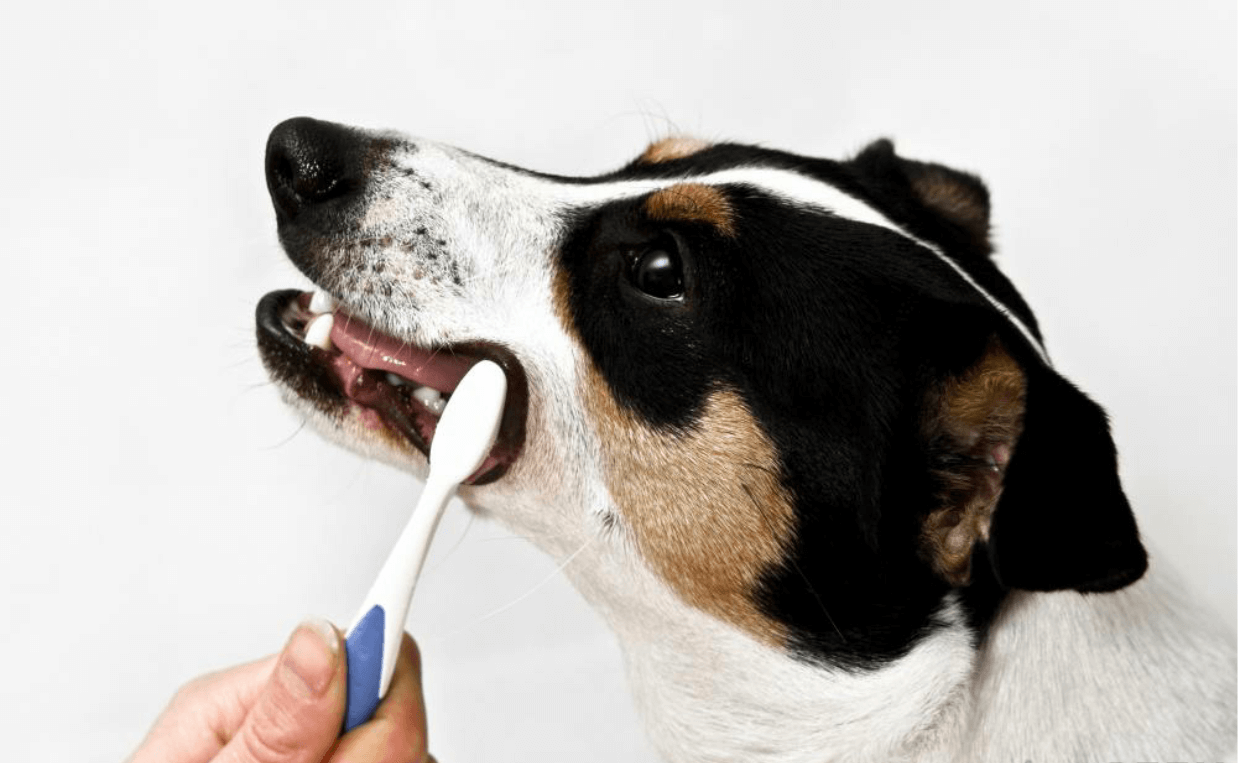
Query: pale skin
129 621 434 763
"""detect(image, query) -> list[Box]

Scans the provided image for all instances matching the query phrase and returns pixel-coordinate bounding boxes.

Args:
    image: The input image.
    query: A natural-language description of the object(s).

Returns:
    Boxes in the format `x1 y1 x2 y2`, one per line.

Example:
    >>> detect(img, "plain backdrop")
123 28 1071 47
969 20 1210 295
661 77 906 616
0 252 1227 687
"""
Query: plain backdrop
1 1 1233 761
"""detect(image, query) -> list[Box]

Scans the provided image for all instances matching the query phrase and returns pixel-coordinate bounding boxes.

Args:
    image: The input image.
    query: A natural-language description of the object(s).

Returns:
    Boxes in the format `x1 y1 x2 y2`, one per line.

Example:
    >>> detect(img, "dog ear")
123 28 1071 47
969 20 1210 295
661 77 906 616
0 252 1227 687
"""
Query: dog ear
920 336 1148 592
985 359 1148 592
849 139 993 257
920 336 1025 586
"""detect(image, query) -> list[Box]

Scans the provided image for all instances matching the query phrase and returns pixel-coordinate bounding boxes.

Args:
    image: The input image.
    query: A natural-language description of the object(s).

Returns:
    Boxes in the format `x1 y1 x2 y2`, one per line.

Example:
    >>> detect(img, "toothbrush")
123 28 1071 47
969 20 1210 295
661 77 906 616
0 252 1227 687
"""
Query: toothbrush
342 359 507 732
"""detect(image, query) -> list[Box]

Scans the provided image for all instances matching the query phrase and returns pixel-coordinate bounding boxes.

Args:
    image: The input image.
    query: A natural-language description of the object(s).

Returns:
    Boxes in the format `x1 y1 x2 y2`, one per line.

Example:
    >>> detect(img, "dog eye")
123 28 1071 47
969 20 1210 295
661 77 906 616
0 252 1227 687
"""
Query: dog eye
629 242 684 300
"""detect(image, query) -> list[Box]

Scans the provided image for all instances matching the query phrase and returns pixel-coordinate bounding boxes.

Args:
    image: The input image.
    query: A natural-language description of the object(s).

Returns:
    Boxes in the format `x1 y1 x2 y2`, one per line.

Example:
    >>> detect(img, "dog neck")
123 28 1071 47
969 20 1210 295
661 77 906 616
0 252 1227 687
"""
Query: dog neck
563 548 1234 763
564 543 976 763
961 563 1236 762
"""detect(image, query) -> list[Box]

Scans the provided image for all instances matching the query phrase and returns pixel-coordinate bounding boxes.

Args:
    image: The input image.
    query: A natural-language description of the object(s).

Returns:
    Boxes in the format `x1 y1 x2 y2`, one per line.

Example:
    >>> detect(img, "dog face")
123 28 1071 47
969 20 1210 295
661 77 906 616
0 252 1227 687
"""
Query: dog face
256 118 1147 669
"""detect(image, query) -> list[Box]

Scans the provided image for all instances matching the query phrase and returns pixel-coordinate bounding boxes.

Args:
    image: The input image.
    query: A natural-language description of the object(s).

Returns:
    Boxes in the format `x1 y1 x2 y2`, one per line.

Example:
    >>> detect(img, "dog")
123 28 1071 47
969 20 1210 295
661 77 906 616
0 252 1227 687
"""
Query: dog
256 117 1236 762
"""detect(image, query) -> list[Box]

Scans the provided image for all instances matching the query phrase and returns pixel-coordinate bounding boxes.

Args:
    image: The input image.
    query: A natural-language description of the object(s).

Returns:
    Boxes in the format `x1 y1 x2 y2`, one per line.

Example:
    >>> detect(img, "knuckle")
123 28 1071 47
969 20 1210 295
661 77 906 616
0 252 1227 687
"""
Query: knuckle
169 673 213 709
239 712 299 762
238 693 305 762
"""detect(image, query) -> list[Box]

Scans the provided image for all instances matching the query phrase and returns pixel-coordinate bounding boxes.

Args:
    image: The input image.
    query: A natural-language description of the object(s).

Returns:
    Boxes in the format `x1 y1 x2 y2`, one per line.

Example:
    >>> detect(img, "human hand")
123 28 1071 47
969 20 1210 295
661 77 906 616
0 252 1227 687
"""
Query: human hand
129 620 432 763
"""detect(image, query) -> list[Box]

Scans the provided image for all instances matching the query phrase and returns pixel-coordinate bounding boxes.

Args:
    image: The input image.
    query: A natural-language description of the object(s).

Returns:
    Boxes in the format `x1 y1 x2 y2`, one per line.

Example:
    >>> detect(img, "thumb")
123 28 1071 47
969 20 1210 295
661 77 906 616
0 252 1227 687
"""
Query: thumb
216 620 347 763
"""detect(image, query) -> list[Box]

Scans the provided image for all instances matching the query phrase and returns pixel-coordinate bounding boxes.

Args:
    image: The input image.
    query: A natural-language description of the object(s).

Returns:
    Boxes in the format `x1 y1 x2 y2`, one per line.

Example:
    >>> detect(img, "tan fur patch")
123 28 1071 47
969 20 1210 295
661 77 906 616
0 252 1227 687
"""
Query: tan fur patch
582 369 795 645
643 183 736 237
909 168 989 245
552 262 792 642
922 338 1026 585
637 135 713 164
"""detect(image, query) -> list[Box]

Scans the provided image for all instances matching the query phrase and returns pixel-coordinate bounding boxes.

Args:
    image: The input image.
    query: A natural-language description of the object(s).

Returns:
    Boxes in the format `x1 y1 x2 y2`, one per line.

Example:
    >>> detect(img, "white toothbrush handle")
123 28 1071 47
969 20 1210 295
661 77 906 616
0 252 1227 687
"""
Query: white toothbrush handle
339 359 506 733
342 475 453 730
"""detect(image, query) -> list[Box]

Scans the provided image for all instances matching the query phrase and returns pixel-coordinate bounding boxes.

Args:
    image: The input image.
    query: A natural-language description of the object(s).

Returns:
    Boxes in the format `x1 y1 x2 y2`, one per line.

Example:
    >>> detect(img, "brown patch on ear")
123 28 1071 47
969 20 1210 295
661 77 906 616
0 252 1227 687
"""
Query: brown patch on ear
581 367 794 646
644 183 736 237
637 135 712 164
906 163 992 252
921 338 1026 585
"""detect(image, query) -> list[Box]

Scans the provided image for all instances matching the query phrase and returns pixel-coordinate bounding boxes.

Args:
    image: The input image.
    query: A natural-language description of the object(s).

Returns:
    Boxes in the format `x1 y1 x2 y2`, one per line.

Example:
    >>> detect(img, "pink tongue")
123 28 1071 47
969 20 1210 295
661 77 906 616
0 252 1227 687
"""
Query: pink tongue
329 313 474 392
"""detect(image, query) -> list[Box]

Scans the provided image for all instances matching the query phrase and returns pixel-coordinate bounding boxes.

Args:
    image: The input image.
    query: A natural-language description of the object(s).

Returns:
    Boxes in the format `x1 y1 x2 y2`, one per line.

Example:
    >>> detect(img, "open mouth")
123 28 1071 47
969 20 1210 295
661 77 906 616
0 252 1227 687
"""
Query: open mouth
256 289 527 484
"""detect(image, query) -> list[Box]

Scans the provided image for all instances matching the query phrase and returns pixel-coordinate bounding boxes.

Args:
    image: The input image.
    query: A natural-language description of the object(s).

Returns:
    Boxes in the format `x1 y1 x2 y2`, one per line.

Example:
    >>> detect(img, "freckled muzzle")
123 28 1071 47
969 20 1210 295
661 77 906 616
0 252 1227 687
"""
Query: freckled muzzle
258 118 528 485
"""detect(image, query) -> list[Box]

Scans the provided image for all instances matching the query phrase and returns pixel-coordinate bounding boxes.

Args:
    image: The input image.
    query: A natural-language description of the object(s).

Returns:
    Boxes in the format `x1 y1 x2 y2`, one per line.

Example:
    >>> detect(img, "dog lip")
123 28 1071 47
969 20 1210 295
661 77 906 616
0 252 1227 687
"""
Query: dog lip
255 289 527 485
256 289 348 412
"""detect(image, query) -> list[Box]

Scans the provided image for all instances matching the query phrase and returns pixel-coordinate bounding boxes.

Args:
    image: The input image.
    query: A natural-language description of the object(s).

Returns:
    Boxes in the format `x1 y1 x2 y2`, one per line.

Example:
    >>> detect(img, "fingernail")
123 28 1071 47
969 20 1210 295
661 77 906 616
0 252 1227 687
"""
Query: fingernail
279 618 340 698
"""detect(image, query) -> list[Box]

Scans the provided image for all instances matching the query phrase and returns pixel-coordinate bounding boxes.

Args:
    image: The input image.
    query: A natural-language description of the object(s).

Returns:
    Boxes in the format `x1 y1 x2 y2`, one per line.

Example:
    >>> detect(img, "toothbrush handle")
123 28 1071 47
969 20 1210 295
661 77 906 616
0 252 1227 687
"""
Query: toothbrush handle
342 604 385 731
342 477 455 732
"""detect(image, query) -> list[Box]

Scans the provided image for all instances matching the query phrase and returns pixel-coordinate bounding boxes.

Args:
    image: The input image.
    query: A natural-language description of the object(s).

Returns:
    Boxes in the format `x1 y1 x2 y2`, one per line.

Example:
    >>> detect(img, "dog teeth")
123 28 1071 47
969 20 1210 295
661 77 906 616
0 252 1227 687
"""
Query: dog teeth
413 385 447 415
309 290 337 315
304 313 334 351
385 373 449 416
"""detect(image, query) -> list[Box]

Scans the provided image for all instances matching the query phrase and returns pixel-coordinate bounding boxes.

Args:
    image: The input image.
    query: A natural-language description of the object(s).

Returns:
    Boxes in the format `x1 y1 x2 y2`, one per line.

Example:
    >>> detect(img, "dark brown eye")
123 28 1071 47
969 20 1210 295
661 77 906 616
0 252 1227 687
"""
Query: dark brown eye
630 243 684 300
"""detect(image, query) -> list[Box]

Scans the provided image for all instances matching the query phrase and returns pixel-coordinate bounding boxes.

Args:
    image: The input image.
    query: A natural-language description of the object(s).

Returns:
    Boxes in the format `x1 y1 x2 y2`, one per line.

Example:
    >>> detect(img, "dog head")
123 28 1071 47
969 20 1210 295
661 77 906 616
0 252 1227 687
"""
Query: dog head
256 118 1147 670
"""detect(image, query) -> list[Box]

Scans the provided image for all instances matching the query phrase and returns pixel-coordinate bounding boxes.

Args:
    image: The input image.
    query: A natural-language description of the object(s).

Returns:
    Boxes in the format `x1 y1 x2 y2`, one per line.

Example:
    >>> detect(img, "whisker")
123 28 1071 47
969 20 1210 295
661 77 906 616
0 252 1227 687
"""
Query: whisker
323 458 372 504
262 419 307 450
222 355 260 371
429 538 594 641
424 508 476 576
471 530 581 544
740 471 845 643
226 380 272 413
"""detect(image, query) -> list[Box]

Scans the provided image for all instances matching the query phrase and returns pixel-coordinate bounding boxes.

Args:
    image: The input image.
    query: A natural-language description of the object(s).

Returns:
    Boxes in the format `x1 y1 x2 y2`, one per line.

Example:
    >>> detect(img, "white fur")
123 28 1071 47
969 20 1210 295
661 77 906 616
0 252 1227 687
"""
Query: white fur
961 560 1237 762
270 130 1237 762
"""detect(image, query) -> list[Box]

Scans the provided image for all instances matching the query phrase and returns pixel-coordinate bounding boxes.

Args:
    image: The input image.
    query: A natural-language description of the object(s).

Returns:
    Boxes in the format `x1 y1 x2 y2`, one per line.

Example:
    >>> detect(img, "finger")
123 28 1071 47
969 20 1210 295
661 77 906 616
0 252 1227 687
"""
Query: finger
215 620 347 763
127 656 278 763
327 634 429 763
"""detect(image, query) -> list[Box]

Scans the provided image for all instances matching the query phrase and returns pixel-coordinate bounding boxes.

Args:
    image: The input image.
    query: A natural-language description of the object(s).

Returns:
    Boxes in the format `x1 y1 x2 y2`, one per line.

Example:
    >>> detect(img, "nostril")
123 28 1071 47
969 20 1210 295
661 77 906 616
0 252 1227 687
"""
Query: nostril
269 151 295 192
265 117 364 218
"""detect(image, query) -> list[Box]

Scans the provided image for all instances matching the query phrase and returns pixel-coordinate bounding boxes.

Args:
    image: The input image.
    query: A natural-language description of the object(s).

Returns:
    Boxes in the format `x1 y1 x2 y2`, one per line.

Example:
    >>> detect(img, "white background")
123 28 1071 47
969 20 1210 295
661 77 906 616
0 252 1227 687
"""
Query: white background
1 1 1233 761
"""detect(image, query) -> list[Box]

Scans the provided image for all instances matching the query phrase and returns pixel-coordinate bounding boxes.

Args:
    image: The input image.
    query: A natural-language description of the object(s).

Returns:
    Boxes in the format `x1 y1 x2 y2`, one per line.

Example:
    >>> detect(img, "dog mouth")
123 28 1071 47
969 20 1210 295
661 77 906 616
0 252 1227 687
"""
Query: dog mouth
255 289 527 485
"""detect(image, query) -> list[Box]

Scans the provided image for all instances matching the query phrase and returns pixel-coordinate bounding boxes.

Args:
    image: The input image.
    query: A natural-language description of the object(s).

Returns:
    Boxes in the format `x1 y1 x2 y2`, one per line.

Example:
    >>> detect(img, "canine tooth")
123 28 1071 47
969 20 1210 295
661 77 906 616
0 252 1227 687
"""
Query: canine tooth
309 290 337 314
413 385 446 414
386 372 409 387
304 313 334 351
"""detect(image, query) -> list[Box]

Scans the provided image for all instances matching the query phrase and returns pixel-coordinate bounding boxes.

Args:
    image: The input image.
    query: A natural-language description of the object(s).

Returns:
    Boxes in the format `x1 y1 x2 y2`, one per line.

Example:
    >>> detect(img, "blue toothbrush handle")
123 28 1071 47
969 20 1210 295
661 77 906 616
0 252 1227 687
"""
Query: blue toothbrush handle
343 604 386 732
340 477 454 734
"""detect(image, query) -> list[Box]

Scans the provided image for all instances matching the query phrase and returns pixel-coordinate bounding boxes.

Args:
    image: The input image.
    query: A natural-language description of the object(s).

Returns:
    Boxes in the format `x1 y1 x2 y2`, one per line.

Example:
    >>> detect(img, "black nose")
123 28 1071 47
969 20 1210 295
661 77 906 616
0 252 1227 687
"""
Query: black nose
265 117 365 220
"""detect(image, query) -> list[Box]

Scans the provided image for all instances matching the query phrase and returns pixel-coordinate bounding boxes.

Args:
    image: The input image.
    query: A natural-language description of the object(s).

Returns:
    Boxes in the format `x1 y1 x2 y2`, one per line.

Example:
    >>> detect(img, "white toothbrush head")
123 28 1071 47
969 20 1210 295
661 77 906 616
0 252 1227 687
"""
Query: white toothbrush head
427 359 507 485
